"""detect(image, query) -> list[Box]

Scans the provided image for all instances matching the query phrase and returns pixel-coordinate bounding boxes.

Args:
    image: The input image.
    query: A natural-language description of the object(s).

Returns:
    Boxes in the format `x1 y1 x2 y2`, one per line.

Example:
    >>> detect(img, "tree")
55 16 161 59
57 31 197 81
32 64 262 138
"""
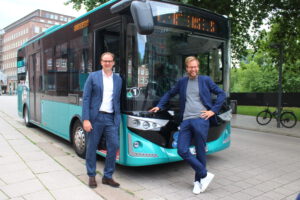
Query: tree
230 50 278 92
231 44 300 93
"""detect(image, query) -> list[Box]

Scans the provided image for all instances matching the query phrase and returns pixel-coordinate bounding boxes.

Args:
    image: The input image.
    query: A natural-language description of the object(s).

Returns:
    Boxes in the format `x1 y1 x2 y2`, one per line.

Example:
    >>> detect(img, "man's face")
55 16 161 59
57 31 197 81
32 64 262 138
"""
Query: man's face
186 60 199 79
101 54 115 72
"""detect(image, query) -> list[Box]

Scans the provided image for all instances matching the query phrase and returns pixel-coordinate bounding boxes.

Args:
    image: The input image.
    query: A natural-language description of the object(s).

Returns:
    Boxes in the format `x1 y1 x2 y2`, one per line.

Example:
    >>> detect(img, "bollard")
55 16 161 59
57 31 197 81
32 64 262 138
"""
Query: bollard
230 100 237 114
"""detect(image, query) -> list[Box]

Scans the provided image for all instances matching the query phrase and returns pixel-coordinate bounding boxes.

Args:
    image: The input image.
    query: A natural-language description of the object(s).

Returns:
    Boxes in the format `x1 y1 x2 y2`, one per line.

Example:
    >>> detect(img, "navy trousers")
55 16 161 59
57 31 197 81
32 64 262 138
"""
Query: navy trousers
177 117 209 181
86 112 119 178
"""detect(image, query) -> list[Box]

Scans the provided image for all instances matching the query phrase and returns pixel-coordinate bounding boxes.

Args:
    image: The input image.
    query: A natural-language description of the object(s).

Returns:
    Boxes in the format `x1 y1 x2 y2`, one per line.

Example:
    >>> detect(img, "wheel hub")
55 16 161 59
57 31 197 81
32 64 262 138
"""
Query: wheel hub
74 127 85 152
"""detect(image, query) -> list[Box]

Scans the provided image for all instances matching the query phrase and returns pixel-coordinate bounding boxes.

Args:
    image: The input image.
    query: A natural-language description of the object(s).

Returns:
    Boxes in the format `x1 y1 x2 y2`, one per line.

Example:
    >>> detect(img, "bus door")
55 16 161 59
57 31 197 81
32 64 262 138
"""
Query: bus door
28 52 42 123
94 20 122 157
94 20 121 73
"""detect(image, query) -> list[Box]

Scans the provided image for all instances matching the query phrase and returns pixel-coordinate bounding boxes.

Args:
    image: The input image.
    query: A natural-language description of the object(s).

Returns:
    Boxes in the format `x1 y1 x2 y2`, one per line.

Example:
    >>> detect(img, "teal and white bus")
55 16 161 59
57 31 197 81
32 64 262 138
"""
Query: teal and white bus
17 0 231 166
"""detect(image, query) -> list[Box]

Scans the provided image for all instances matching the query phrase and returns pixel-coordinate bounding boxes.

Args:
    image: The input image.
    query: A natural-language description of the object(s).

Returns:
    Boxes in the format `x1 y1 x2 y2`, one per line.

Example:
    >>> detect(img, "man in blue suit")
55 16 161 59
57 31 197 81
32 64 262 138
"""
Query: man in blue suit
82 52 122 188
150 56 225 194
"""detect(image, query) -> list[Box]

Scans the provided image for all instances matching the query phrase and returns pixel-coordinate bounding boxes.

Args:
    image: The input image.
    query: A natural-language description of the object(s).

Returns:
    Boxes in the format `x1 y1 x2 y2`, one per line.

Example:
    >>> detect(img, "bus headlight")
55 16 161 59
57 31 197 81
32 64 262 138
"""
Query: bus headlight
132 119 140 127
127 115 168 131
142 121 150 129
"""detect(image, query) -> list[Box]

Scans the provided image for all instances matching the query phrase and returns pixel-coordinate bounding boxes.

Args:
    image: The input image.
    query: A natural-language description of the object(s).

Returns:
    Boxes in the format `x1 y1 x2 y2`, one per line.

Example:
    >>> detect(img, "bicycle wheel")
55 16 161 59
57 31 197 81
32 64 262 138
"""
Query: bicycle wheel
256 111 272 125
280 112 297 128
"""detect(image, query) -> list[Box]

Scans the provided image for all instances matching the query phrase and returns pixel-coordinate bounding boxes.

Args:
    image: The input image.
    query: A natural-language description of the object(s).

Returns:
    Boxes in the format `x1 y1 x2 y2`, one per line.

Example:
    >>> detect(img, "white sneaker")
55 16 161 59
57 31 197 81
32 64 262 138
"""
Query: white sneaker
200 172 214 192
193 181 201 194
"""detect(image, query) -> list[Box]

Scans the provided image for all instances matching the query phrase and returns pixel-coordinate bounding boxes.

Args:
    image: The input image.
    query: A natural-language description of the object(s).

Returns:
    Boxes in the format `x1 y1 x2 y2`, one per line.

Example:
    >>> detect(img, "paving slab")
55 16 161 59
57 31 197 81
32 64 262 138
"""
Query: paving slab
0 179 45 198
23 190 55 200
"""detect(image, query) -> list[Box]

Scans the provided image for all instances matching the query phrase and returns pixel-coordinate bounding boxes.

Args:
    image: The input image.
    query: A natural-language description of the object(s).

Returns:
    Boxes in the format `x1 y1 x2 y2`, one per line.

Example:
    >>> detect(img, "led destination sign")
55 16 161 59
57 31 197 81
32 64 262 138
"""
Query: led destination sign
150 1 228 38
156 13 217 33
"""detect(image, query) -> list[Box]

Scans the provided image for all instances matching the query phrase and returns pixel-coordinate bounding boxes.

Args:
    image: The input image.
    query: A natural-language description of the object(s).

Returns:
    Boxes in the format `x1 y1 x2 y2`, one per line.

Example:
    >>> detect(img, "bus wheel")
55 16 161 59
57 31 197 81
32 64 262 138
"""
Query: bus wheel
23 106 32 127
72 120 86 158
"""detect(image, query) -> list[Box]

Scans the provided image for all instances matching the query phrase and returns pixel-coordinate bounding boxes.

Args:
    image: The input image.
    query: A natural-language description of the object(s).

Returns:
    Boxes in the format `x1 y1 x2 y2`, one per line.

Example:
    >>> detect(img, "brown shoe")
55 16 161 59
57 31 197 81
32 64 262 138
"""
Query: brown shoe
102 177 120 188
88 176 97 188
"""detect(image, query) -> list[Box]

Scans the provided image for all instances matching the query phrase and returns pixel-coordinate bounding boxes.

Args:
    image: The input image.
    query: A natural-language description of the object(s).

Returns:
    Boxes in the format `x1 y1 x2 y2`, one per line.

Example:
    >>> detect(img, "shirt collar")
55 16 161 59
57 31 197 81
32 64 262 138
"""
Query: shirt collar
102 70 113 78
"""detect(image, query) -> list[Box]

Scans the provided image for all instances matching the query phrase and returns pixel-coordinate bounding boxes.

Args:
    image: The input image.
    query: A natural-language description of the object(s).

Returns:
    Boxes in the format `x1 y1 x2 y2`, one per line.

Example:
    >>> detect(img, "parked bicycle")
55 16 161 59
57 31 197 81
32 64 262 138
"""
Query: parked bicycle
256 105 297 128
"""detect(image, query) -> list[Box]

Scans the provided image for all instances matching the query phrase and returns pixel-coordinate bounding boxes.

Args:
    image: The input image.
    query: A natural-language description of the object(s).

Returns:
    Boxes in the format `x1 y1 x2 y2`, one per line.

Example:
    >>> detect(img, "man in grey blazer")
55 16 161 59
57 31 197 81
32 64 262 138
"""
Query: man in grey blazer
82 52 122 188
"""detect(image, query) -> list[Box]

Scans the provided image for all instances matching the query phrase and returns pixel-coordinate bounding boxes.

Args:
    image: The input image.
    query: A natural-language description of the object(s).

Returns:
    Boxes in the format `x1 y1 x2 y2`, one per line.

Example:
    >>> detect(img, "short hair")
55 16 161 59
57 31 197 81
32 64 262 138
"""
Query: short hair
100 52 115 61
185 56 199 67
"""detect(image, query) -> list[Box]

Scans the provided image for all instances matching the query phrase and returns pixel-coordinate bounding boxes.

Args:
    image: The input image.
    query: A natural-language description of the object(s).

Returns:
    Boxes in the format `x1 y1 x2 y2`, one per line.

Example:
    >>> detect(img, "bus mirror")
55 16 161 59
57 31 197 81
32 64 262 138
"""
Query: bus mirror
110 0 132 14
130 1 154 35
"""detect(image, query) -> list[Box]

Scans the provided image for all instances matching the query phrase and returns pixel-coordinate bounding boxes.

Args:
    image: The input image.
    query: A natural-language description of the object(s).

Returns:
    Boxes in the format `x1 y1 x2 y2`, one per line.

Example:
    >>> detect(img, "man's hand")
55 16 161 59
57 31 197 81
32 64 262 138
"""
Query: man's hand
83 120 93 132
149 107 160 113
200 110 215 120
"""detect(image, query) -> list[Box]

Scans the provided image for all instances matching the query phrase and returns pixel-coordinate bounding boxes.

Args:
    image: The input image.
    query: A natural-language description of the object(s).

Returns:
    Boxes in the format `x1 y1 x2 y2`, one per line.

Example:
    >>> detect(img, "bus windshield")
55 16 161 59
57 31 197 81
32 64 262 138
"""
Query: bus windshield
126 24 224 112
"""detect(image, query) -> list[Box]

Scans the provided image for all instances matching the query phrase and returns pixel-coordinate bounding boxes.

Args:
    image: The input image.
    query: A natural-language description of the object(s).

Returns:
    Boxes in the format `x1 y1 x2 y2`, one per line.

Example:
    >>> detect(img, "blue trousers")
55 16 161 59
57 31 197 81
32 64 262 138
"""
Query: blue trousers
177 117 209 181
86 112 119 178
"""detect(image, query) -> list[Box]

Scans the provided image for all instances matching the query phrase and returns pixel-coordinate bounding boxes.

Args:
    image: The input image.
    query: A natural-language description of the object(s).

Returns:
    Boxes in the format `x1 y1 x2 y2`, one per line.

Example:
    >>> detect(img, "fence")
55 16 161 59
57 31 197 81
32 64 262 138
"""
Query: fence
230 93 300 107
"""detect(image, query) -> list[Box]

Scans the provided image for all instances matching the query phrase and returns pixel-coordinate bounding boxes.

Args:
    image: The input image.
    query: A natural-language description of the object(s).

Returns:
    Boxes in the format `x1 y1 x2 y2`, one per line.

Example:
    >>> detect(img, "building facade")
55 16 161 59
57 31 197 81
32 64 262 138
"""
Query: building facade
2 10 75 94
0 30 6 94
0 30 3 71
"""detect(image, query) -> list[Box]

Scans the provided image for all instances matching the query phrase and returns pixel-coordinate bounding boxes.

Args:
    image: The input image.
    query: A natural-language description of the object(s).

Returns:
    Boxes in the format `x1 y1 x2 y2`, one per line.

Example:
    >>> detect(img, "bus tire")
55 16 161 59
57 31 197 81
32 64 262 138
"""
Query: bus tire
23 106 33 127
72 120 86 158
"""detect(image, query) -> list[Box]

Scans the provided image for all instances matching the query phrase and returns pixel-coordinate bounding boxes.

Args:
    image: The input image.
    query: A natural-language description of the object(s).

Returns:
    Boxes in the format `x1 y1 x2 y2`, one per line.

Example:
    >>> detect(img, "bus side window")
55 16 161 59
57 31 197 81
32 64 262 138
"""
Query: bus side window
79 48 90 91
69 31 92 93
55 42 69 96
44 48 56 93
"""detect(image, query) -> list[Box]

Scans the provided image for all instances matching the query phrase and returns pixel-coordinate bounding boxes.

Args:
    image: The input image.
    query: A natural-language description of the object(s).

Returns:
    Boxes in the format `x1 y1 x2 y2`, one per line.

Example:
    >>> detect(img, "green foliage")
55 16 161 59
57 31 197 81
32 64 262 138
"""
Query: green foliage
231 21 300 93
237 105 269 116
237 105 300 121
231 50 278 92
65 0 106 11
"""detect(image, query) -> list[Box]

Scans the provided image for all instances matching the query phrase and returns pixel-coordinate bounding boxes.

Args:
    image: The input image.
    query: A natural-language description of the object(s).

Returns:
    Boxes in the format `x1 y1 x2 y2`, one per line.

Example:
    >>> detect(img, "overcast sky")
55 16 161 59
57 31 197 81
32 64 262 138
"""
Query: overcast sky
0 0 86 29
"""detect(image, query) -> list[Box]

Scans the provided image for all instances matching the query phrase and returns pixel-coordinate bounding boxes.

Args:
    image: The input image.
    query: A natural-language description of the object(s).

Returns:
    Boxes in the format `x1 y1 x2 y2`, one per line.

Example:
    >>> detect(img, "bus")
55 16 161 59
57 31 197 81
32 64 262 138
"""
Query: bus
17 0 231 166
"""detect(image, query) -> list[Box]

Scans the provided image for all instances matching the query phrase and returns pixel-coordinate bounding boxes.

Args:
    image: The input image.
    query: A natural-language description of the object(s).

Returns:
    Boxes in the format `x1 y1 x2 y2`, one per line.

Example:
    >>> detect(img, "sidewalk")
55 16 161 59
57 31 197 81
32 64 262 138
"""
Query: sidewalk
0 111 103 200
231 114 300 138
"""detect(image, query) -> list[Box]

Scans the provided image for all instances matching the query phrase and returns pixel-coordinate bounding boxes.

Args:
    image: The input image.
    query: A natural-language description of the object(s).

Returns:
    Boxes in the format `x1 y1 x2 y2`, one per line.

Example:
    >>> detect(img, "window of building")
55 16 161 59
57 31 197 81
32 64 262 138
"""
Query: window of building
34 26 40 33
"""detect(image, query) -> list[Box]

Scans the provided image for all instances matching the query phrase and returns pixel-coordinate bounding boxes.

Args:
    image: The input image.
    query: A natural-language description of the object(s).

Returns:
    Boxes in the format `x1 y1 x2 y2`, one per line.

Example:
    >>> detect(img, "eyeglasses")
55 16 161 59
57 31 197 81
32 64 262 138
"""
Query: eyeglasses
187 66 198 69
101 60 114 63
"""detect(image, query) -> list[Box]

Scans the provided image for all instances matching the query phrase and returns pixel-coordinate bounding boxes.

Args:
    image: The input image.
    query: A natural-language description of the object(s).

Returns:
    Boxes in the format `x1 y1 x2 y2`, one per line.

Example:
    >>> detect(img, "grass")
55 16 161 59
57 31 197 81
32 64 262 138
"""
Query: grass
237 105 300 121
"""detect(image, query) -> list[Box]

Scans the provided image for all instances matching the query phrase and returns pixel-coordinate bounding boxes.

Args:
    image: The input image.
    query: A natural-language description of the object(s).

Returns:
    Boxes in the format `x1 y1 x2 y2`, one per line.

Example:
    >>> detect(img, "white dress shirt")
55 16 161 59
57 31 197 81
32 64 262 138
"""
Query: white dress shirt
99 71 114 113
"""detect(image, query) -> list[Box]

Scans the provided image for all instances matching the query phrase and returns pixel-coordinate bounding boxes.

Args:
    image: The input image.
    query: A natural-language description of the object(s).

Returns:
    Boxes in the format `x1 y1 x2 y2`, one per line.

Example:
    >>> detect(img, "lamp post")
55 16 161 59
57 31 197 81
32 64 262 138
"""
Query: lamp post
270 43 284 128
277 44 283 128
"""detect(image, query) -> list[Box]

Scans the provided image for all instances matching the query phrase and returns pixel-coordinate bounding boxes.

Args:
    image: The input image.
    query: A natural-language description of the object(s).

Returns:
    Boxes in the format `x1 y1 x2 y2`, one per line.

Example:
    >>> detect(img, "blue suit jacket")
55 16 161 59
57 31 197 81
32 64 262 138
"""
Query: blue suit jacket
82 70 122 126
156 75 226 123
